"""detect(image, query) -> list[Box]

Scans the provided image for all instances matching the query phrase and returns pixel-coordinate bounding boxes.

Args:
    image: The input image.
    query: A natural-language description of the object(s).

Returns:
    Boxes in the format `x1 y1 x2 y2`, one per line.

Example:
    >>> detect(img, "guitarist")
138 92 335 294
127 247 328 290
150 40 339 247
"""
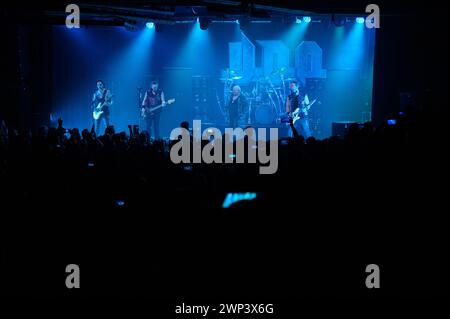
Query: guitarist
92 80 113 136
285 80 311 138
142 80 165 139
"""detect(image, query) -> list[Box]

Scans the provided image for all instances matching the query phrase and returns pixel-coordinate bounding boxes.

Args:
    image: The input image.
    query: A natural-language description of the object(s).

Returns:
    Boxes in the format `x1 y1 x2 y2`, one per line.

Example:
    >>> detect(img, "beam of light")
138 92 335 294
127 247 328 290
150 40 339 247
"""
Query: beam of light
332 24 345 47
53 25 158 133
222 192 257 209
282 18 310 48
331 27 352 65
326 20 374 131
110 26 155 82
174 20 212 68
355 17 365 24
105 26 155 131
52 26 101 129
302 16 312 23
146 22 155 29
343 18 365 66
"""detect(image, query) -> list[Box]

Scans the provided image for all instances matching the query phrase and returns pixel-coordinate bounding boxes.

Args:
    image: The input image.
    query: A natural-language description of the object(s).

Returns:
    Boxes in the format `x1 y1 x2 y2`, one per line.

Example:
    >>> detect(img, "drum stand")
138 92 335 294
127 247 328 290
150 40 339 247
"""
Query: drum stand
248 98 252 124
281 74 287 113
267 78 282 120
214 88 226 123
266 87 279 123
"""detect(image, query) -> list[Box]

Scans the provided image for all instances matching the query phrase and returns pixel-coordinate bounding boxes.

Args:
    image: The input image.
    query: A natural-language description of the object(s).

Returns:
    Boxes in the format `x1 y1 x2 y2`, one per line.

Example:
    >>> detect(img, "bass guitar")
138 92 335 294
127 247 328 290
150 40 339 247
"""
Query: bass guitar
141 98 175 119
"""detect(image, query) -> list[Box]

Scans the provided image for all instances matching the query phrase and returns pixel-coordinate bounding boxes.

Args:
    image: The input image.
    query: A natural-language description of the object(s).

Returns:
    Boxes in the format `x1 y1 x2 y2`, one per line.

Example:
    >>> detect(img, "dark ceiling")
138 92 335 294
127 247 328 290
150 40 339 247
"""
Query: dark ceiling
1 0 435 26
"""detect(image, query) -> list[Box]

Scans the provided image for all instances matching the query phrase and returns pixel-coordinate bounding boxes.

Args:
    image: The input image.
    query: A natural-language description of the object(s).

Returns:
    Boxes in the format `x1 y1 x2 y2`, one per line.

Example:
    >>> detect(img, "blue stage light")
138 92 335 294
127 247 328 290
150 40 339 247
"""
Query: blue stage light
303 16 312 23
295 17 302 24
387 119 397 126
146 22 154 29
222 192 257 209
115 200 125 206
355 17 365 24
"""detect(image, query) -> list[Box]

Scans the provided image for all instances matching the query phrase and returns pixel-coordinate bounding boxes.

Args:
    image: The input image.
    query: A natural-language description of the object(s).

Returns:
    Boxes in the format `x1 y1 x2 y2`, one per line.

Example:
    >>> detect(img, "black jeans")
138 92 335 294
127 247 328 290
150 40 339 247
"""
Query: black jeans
289 117 311 138
229 105 240 128
95 114 110 136
146 113 161 139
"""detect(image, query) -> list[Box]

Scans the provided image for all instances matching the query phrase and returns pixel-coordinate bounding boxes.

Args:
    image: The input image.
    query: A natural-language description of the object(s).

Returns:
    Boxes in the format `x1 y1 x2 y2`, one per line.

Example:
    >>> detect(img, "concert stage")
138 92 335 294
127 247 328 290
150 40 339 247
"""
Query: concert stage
30 14 377 138
1 0 447 302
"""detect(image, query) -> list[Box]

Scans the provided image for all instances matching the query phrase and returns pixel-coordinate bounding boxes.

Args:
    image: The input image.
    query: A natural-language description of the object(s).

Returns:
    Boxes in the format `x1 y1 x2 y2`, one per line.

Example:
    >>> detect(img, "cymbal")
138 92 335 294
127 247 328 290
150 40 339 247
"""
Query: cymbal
219 76 242 81
284 77 296 81
271 67 287 75
223 68 237 74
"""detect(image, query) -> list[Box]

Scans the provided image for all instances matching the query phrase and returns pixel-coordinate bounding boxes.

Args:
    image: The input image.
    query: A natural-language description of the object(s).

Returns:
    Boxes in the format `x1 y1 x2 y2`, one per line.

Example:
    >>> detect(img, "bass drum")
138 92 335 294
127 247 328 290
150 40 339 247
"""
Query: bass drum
255 105 276 124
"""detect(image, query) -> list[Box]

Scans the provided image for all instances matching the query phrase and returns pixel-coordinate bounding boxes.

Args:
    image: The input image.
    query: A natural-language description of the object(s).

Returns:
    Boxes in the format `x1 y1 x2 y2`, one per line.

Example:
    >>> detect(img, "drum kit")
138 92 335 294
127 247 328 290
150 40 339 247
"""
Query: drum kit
219 67 295 125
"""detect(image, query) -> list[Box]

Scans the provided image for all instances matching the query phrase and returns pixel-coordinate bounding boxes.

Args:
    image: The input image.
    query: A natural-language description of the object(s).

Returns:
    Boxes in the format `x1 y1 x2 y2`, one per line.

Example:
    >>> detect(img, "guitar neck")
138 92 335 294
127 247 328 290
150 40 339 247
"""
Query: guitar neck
149 104 163 112
146 99 174 113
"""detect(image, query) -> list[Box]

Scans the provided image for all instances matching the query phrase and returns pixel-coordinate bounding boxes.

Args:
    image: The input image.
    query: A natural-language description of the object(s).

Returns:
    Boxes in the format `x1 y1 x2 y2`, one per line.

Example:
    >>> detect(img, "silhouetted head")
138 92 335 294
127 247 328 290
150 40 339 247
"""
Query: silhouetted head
232 85 241 96
38 126 48 138
97 80 105 90
289 81 298 92
151 80 159 92
139 131 148 144
81 129 89 140
105 125 115 136
180 121 189 131
306 136 316 145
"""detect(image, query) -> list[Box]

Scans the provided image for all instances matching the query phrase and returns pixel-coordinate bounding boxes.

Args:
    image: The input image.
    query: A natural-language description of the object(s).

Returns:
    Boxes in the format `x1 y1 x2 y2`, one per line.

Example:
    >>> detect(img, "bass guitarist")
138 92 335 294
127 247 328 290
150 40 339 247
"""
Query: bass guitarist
142 80 166 139
92 80 113 136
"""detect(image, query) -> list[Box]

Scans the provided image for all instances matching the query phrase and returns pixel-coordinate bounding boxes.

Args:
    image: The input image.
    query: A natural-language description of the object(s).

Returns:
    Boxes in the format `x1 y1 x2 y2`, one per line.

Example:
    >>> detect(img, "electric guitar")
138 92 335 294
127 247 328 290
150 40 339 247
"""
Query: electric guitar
93 101 107 120
141 98 175 119
92 93 113 120
291 99 317 124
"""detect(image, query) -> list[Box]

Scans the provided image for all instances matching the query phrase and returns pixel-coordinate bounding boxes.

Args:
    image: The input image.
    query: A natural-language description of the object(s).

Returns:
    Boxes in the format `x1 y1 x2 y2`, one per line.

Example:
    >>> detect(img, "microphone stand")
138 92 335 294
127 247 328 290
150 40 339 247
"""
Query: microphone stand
281 74 286 115
138 88 143 131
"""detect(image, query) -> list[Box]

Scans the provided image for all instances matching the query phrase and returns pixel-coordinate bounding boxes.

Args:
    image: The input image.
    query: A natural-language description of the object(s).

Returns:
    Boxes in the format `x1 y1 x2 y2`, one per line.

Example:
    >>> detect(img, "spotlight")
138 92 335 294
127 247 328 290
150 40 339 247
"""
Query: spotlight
355 17 365 24
332 14 346 27
295 17 302 24
146 22 154 29
238 16 250 31
199 17 211 30
302 16 312 23
115 200 125 206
